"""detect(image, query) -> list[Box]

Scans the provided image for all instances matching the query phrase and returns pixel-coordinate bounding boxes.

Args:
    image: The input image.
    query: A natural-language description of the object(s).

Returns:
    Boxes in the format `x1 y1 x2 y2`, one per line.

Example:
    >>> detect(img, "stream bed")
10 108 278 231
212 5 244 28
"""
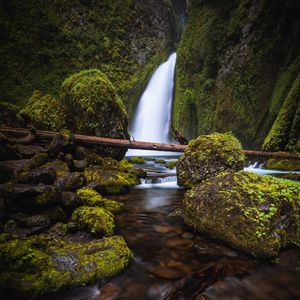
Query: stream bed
41 158 300 300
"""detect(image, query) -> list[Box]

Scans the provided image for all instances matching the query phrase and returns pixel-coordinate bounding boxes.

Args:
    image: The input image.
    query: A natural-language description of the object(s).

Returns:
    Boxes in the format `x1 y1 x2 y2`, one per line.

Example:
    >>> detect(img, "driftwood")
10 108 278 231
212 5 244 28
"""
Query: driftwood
0 127 36 145
0 127 299 160
171 124 188 145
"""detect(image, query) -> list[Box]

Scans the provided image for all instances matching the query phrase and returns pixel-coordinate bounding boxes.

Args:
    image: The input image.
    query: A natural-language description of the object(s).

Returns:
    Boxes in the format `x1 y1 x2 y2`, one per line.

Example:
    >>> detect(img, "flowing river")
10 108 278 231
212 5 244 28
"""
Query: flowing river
41 53 300 300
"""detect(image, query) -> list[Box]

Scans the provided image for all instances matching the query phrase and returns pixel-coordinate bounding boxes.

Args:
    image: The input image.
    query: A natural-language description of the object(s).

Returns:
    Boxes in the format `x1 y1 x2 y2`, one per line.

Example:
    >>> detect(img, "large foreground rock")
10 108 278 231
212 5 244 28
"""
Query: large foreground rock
177 133 245 188
0 234 132 298
183 171 300 258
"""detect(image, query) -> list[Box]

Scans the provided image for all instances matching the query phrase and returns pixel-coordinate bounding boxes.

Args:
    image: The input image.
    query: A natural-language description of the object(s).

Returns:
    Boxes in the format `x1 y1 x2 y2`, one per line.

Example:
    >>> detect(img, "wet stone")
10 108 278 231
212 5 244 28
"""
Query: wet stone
182 232 194 239
97 283 121 300
10 144 46 158
165 238 193 248
150 266 185 280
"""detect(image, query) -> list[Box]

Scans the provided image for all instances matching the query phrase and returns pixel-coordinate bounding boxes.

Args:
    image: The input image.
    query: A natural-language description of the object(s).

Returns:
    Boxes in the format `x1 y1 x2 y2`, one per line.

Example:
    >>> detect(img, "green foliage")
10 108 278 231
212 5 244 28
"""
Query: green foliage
173 0 300 147
0 0 178 119
262 75 300 151
19 90 65 130
264 157 300 171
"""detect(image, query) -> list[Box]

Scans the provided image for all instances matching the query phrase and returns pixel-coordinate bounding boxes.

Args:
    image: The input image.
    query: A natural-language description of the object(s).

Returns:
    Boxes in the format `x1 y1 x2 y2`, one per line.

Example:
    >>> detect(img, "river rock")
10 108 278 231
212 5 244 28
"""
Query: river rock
55 172 86 191
177 133 245 188
4 213 51 237
74 146 103 164
61 191 84 208
0 234 132 298
0 184 60 211
84 166 140 194
48 130 76 158
183 170 300 258
71 206 115 235
0 144 21 161
10 144 46 159
97 283 121 300
150 266 185 280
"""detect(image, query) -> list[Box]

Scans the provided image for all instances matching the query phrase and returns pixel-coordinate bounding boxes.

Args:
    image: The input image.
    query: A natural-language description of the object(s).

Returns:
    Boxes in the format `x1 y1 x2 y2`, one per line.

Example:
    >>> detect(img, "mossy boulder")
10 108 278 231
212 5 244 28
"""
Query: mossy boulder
177 132 245 188
71 206 115 235
55 172 86 192
84 165 140 194
183 171 300 258
0 234 132 298
75 187 124 213
19 90 65 130
264 158 300 171
60 69 129 160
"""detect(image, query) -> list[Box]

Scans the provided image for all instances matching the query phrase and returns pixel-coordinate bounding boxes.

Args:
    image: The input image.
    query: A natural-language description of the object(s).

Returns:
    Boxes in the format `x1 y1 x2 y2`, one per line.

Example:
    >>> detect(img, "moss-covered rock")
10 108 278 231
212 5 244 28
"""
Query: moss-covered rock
0 234 132 298
19 90 65 130
177 132 245 188
60 69 128 160
128 157 145 164
71 206 115 235
75 187 124 213
264 157 300 171
55 172 86 191
166 160 177 169
84 165 140 194
183 171 300 258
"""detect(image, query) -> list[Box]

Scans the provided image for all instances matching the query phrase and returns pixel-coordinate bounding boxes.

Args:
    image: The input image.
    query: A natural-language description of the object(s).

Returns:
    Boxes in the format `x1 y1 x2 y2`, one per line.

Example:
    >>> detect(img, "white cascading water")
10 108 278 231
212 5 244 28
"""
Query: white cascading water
126 52 177 156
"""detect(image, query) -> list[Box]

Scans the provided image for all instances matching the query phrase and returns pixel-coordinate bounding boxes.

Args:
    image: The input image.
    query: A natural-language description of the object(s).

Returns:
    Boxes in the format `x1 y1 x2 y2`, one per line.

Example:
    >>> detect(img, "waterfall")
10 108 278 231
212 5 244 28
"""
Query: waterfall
127 52 177 156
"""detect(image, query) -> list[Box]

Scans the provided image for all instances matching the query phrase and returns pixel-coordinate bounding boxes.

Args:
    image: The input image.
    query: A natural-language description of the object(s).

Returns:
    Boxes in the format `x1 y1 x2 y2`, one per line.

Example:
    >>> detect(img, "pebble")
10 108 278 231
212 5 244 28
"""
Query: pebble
181 232 194 239
96 283 121 300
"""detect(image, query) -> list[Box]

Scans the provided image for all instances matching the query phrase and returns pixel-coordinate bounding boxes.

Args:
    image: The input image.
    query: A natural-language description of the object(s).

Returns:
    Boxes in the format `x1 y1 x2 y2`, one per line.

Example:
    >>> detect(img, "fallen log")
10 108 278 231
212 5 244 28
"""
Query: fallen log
0 127 299 160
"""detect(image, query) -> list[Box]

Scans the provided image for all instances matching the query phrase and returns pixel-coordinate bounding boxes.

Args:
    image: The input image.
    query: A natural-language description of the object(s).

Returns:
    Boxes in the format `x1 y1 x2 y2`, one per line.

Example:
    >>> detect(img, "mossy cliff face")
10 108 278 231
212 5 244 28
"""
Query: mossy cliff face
183 171 300 258
177 132 245 188
173 0 300 148
0 234 132 298
0 0 180 117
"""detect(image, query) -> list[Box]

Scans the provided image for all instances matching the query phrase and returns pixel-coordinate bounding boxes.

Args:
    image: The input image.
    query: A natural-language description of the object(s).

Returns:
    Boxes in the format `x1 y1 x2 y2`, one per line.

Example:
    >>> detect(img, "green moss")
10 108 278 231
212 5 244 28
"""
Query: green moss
173 0 300 147
71 206 115 235
128 157 145 164
84 166 140 194
166 160 177 169
264 157 300 171
75 187 104 206
0 0 177 118
184 170 300 258
0 234 132 298
262 75 300 151
60 69 128 137
177 132 245 188
19 90 65 130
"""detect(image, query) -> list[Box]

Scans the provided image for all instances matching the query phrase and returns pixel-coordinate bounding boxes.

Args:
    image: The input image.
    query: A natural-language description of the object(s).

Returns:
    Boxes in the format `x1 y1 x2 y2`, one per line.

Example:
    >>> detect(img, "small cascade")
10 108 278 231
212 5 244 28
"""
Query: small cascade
127 53 177 156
